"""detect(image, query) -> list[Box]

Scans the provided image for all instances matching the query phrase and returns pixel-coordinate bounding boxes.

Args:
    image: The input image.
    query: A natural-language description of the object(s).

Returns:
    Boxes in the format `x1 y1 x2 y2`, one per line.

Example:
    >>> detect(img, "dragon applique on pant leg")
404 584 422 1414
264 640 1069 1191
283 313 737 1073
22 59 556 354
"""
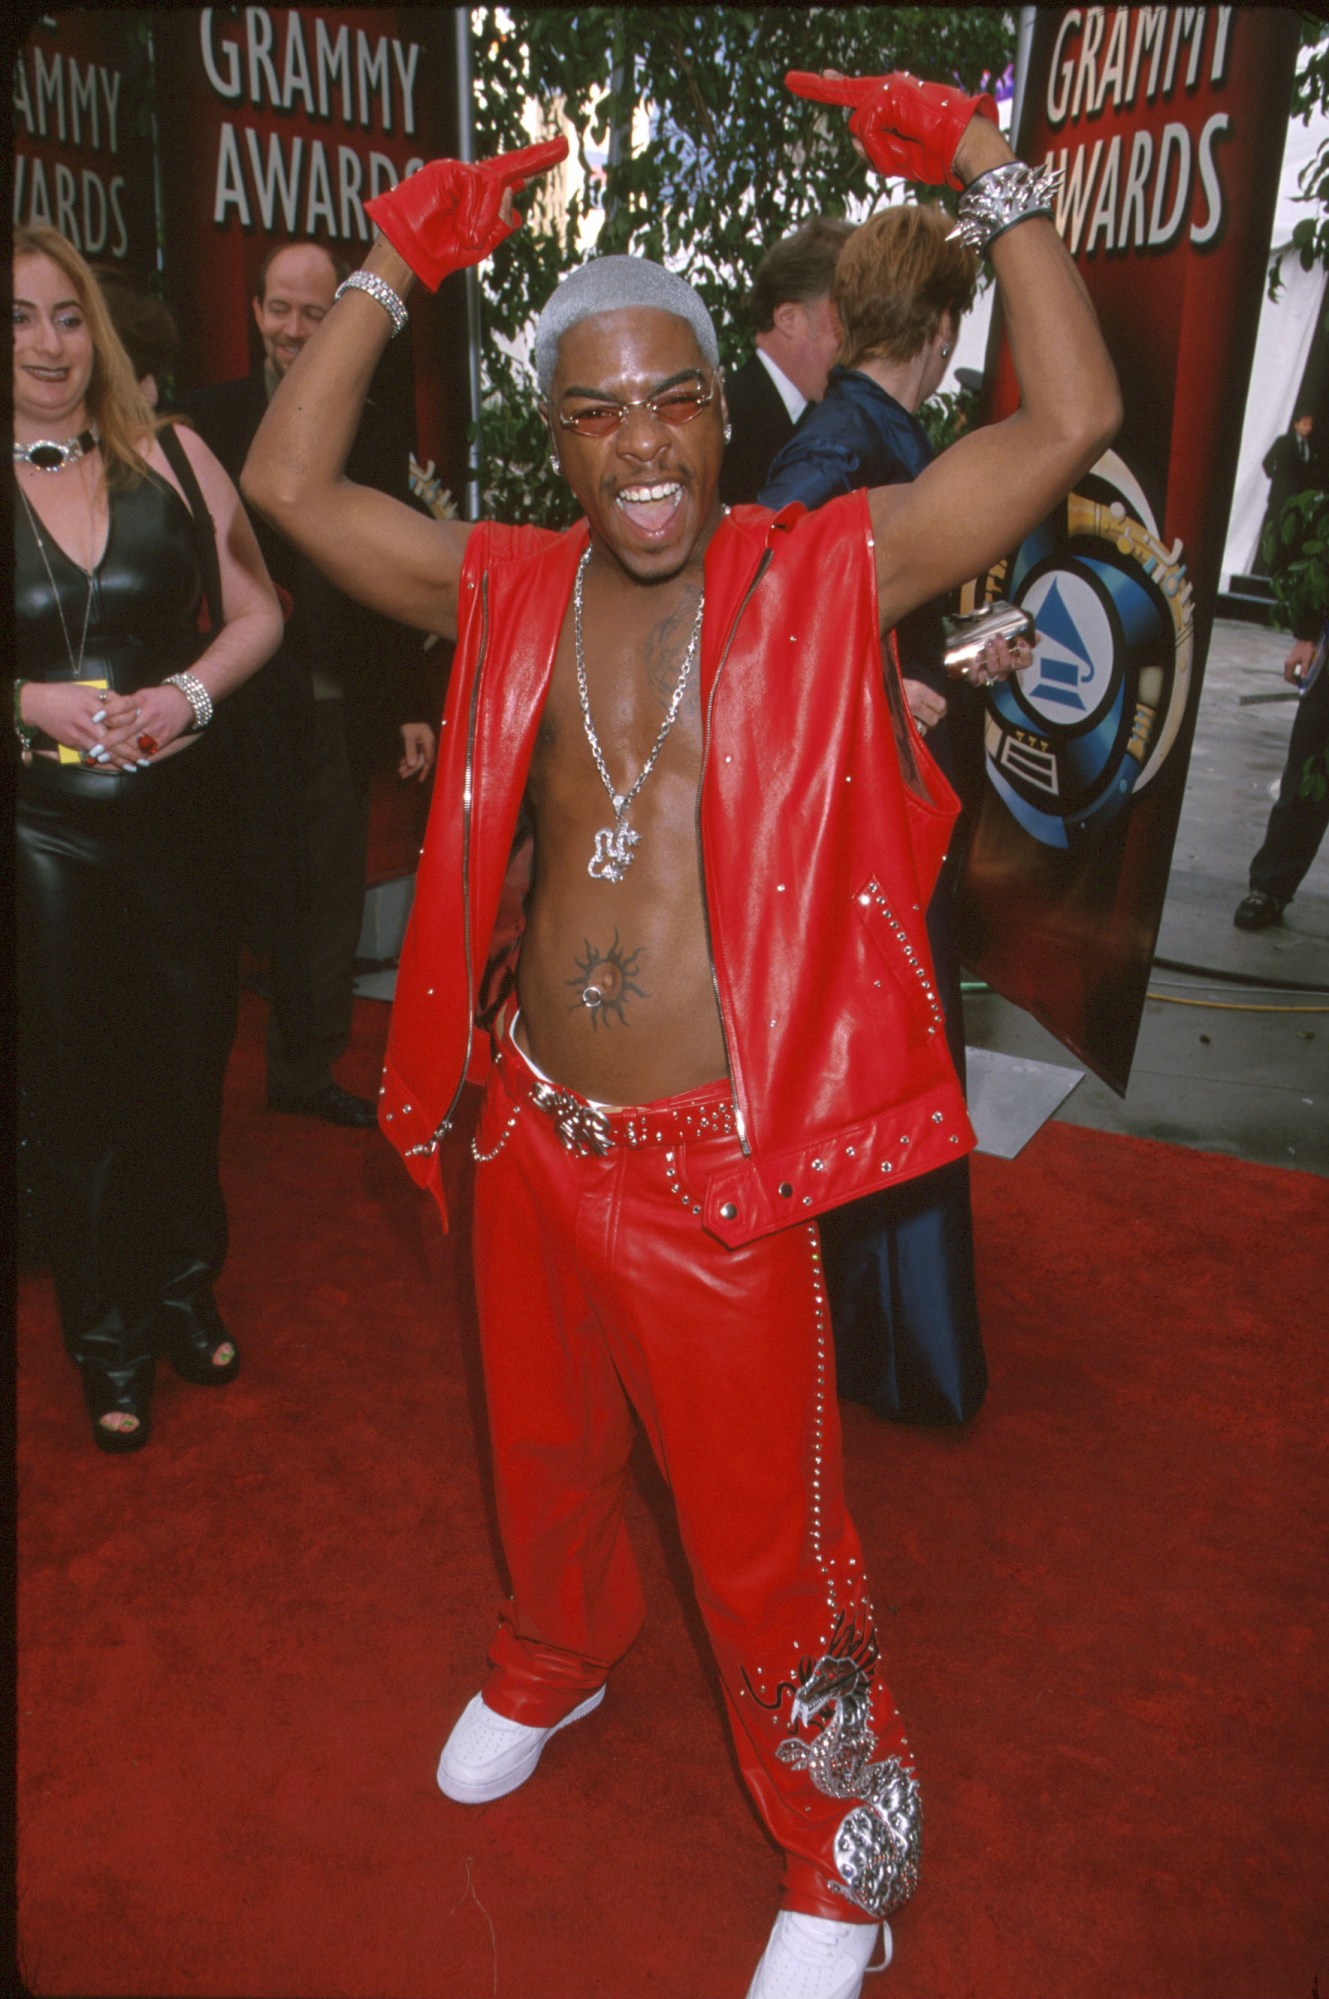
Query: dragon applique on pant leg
775 1612 923 1916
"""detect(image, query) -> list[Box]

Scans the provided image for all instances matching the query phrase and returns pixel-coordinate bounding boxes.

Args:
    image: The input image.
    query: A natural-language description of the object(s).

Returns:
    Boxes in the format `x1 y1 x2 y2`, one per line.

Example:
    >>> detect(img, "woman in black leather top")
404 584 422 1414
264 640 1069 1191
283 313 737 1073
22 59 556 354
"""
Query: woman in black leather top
13 225 282 1453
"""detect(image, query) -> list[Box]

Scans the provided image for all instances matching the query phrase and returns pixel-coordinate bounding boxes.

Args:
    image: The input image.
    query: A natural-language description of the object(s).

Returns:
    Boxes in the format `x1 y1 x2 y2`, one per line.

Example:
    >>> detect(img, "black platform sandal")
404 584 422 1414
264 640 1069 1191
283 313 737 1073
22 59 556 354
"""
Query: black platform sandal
80 1358 154 1455
158 1309 240 1387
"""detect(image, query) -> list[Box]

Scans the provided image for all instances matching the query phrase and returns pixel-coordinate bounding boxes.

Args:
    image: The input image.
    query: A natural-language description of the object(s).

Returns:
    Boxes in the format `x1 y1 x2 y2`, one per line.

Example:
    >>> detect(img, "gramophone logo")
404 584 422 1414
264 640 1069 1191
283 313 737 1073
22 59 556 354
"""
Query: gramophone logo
960 450 1194 850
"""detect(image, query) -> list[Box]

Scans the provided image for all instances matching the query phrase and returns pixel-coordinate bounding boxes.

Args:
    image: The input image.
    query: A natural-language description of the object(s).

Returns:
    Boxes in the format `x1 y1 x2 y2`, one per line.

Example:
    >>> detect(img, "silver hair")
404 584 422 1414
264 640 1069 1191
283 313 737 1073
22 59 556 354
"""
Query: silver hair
534 255 719 396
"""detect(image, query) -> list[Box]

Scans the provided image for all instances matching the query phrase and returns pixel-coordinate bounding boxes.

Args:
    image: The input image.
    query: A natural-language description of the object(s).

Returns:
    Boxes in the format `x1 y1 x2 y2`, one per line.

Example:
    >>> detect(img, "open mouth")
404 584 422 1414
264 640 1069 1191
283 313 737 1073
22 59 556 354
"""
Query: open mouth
615 480 684 536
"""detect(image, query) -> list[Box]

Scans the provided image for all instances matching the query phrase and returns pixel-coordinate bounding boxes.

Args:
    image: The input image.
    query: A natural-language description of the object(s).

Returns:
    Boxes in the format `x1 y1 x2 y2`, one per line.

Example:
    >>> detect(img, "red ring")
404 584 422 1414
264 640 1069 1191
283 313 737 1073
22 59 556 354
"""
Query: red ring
136 733 160 756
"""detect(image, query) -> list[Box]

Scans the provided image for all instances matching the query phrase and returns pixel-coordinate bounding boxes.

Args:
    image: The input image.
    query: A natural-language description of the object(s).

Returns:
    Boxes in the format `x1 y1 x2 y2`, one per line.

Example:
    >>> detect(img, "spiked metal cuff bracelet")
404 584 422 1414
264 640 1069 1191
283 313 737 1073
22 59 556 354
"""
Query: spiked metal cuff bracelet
948 160 1063 255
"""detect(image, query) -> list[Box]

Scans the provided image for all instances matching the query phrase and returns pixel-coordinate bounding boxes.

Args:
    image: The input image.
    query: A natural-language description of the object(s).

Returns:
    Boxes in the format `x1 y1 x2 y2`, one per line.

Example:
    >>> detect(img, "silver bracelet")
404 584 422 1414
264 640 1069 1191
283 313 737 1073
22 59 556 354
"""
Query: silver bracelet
162 671 214 732
13 678 36 761
948 160 1063 255
335 270 408 338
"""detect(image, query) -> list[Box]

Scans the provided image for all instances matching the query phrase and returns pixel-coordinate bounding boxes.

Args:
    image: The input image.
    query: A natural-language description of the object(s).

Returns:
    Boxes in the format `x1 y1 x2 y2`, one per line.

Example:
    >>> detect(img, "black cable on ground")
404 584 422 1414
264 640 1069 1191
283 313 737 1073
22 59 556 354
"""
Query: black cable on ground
966 963 1329 999
1151 954 1329 997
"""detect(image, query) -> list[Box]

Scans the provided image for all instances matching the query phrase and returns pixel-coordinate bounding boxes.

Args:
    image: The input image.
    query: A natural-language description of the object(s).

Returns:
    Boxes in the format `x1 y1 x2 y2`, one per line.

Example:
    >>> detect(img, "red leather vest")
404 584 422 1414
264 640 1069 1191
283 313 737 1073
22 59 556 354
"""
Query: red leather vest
380 491 975 1246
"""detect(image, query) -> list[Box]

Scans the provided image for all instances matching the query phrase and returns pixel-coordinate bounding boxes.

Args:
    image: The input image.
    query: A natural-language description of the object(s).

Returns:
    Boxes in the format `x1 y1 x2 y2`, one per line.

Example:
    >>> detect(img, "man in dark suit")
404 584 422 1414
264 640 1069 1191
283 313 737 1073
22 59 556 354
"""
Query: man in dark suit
1234 612 1329 930
1259 410 1324 574
719 215 853 505
184 241 436 1126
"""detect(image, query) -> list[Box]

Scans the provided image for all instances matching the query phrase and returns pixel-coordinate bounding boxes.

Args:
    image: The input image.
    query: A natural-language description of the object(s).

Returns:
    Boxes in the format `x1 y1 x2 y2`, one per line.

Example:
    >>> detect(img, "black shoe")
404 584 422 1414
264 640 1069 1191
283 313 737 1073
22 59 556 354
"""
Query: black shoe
158 1310 240 1387
268 1083 378 1128
79 1357 154 1455
1233 890 1285 931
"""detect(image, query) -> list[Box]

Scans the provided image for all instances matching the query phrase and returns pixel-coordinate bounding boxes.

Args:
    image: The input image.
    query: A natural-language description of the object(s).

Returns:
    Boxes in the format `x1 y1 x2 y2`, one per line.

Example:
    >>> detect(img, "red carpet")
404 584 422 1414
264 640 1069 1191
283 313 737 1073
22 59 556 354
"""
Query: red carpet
14 993 1328 1999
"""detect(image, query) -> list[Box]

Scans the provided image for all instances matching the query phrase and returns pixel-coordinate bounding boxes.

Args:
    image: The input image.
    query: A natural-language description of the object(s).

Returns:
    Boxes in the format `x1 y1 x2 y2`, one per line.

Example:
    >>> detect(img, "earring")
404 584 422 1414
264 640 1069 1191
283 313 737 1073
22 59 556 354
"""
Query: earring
723 421 733 444
548 450 560 474
940 344 952 361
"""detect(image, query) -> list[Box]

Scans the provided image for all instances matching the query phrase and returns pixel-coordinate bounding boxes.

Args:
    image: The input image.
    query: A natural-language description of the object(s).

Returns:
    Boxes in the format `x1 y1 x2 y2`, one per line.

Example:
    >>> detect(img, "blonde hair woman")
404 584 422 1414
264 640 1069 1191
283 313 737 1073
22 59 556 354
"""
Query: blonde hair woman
13 225 282 1451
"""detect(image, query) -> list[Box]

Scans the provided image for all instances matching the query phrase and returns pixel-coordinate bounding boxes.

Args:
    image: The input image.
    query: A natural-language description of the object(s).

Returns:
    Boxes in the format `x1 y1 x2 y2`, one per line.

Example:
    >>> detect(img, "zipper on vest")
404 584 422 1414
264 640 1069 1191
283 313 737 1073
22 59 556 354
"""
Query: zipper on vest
408 569 491 1158
696 547 773 1157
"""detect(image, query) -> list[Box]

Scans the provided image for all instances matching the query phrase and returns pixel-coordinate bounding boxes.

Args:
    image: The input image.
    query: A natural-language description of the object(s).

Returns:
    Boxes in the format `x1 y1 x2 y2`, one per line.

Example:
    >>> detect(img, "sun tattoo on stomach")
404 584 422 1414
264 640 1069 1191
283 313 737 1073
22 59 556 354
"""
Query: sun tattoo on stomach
567 930 647 1029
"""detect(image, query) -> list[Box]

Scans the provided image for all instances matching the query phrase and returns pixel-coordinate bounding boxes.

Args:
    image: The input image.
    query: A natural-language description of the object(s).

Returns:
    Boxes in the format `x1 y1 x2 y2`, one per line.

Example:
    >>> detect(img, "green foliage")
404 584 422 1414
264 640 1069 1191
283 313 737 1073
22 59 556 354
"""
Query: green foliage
469 6 1015 521
1261 486 1329 632
915 385 982 456
1268 18 1329 301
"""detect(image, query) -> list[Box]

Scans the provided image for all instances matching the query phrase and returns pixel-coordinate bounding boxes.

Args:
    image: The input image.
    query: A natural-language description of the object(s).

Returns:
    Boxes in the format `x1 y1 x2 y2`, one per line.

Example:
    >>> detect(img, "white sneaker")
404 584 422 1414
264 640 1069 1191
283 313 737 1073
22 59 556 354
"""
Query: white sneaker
745 1911 892 1999
435 1687 605 1804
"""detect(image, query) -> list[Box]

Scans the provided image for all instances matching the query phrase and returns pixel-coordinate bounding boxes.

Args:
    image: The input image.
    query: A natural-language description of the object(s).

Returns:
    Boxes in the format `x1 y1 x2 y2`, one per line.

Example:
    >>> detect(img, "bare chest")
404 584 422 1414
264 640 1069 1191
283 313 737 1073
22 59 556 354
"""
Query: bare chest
515 577 726 1100
527 557 708 850
529 606 705 849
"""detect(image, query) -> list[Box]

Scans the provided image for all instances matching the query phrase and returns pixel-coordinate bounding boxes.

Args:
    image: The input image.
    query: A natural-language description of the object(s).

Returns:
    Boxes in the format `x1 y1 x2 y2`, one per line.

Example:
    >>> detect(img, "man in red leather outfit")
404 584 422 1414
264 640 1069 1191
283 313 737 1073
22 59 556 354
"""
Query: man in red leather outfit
245 66 1119 1999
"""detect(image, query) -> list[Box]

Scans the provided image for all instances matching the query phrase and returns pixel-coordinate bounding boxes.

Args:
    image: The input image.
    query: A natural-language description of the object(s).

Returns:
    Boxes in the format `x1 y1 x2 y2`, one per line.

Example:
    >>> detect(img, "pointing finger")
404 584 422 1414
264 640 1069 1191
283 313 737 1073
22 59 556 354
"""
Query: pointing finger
785 70 875 109
489 137 569 189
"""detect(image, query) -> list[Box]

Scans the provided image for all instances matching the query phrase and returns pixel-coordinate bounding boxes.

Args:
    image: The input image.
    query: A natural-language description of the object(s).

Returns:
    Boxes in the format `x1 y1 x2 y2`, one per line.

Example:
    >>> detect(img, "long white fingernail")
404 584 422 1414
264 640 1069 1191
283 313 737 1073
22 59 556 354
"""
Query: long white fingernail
92 709 107 723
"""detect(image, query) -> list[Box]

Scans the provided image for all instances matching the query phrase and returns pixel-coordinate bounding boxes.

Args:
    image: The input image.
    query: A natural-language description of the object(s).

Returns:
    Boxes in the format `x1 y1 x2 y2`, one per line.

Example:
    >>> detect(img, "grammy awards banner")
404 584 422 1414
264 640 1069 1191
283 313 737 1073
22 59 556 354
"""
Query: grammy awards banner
953 5 1303 1092
150 6 468 491
13 13 157 274
15 7 471 505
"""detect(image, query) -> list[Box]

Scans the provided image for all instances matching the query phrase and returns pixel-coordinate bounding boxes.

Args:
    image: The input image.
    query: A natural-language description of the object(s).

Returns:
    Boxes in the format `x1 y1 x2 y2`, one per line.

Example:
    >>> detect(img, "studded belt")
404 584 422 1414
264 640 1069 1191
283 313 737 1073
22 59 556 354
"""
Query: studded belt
498 1040 738 1157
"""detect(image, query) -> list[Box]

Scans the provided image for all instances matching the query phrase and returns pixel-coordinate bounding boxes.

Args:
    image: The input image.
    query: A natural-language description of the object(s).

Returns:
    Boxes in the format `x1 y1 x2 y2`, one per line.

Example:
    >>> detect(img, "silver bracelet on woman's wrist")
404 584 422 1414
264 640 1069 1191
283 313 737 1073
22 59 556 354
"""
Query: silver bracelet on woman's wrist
948 160 1063 255
162 671 214 732
13 677 36 762
335 270 408 338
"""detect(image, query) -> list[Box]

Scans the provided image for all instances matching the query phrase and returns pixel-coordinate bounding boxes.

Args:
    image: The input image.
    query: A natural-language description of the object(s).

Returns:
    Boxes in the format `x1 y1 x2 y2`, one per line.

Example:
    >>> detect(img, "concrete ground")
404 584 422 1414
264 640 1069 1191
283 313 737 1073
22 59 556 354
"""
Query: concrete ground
965 617 1329 1177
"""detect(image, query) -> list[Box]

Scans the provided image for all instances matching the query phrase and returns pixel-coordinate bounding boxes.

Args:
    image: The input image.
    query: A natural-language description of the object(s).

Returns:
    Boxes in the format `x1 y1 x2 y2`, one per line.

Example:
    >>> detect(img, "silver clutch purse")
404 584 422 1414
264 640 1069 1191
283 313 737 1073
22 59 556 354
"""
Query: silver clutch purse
942 599 1036 679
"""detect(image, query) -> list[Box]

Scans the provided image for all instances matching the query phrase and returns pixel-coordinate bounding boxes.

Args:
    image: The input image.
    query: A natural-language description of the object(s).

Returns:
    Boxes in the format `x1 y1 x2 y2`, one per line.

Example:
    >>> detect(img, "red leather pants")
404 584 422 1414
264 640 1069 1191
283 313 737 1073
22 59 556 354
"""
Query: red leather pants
469 1030 917 1923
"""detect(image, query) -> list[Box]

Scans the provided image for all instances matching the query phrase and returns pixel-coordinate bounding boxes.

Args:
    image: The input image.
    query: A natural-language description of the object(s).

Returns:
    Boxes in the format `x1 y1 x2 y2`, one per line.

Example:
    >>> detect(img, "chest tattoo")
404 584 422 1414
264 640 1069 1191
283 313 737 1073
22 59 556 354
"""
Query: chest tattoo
643 589 704 708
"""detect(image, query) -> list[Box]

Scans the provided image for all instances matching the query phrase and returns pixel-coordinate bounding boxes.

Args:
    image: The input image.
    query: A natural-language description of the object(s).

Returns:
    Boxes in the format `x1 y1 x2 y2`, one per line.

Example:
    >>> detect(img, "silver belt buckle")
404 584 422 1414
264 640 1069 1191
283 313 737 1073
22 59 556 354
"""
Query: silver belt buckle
530 1079 614 1156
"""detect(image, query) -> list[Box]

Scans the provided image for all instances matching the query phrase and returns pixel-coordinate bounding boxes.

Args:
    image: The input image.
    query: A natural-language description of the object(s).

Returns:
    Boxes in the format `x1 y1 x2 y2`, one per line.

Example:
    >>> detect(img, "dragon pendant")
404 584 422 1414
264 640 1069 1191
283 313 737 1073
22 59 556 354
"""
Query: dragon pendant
775 1612 922 1917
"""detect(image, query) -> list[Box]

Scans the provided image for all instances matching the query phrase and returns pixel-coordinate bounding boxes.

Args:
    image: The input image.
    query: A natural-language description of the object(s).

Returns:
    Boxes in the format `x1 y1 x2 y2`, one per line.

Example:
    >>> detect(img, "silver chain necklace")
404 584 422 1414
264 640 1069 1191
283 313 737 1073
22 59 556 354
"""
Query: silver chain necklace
574 545 705 884
17 480 94 681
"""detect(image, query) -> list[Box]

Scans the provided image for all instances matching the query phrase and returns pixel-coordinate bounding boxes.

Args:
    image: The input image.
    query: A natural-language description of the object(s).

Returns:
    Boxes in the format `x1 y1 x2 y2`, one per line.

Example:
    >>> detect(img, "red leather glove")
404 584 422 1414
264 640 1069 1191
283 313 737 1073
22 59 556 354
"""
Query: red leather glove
786 70 997 191
364 137 569 291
